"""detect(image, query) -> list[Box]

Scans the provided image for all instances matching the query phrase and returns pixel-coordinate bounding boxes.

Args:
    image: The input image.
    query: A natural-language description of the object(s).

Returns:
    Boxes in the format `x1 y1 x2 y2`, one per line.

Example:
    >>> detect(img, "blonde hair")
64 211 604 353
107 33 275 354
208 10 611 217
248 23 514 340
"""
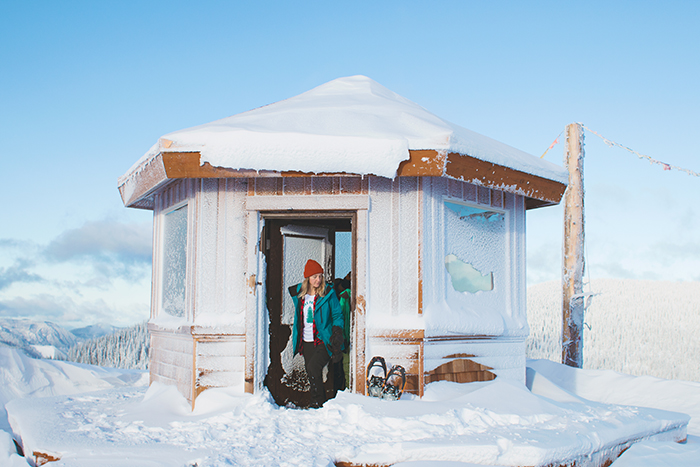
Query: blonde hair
298 276 327 298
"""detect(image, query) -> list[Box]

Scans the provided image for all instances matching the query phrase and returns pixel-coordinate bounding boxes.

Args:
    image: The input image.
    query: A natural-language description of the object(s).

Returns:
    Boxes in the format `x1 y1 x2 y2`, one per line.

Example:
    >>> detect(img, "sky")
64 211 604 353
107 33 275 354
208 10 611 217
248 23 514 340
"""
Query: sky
0 1 698 329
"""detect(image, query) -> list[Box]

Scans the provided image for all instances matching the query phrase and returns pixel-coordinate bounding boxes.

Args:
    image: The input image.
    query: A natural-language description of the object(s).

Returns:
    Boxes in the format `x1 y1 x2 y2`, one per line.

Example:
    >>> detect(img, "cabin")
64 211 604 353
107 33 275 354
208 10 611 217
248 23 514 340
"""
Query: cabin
118 75 568 407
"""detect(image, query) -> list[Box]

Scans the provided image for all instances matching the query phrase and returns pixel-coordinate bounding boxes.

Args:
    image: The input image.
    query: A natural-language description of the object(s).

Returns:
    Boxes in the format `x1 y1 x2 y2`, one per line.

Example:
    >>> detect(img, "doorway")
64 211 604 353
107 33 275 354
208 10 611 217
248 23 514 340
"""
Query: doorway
261 213 355 407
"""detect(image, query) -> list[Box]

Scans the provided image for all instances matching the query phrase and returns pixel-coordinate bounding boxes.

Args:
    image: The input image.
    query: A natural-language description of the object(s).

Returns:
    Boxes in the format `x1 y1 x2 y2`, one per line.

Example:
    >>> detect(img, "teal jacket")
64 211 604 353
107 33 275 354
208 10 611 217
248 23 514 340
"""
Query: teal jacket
290 283 344 357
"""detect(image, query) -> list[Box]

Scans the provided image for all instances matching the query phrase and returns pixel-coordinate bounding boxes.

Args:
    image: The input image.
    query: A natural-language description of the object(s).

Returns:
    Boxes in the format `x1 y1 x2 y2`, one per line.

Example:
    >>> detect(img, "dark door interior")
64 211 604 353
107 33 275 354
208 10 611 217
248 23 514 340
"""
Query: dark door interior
262 215 352 407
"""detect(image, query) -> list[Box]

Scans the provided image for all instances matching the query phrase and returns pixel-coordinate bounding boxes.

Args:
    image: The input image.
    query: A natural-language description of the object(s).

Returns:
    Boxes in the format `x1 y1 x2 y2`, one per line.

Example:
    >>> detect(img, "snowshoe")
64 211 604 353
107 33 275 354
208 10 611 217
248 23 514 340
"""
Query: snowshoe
381 365 406 401
366 356 387 398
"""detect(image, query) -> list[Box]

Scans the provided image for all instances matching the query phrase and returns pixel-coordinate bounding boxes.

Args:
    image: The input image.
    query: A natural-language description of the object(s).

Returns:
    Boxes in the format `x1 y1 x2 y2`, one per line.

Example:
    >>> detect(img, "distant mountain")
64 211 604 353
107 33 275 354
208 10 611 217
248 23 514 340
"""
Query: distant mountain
0 318 79 358
71 323 121 340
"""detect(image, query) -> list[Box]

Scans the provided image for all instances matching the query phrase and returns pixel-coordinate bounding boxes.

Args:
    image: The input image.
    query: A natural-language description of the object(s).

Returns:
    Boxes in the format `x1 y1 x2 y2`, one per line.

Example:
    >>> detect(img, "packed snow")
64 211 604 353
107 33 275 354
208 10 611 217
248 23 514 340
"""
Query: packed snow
119 76 568 185
1 345 699 466
3 279 700 465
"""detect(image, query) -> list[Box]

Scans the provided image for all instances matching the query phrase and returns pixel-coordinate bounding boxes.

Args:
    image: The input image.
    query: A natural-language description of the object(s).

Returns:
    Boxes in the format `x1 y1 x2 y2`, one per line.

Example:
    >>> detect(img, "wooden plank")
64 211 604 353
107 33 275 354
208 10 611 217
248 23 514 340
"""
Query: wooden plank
245 195 369 212
425 357 496 384
369 329 425 340
118 153 168 208
443 152 566 206
464 182 477 202
244 210 260 394
256 177 280 196
478 185 491 205
417 176 424 316
491 190 503 209
283 176 306 195
395 149 445 176
312 176 333 194
448 178 463 199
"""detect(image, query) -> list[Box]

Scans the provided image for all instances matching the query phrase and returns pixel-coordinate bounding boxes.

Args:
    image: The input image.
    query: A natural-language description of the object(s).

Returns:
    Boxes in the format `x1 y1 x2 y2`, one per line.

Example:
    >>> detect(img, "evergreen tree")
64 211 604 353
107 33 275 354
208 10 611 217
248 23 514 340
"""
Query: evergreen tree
66 321 149 370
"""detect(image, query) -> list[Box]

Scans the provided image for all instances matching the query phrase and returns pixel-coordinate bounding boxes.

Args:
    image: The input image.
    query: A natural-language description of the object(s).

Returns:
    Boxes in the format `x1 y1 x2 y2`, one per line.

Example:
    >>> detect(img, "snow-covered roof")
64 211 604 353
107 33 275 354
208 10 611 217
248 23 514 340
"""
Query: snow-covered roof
119 76 568 208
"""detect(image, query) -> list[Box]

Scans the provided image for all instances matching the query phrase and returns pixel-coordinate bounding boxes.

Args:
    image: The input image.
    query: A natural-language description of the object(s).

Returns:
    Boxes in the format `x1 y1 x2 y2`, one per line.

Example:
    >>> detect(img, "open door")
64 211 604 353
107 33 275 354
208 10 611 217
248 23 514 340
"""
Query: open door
263 216 352 407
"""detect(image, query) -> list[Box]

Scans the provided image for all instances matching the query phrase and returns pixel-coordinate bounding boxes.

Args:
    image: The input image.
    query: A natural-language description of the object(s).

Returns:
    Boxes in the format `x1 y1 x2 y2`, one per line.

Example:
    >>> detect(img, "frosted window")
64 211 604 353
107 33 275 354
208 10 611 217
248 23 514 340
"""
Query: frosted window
444 201 504 298
162 205 188 317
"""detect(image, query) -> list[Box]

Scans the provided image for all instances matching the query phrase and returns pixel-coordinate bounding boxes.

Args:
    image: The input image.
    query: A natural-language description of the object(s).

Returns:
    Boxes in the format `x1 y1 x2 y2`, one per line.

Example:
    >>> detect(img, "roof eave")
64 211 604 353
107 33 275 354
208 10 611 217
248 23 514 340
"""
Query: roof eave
118 150 567 210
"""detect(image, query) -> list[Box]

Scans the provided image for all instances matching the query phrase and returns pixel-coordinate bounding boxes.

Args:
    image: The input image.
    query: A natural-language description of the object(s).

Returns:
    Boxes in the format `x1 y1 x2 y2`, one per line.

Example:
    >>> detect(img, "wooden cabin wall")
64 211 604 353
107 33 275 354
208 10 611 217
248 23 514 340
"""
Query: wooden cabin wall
149 330 195 401
193 178 249 329
247 175 368 196
149 178 251 400
364 177 529 392
420 177 528 384
365 176 423 393
148 174 528 401
423 337 526 383
365 176 421 318
192 178 249 394
149 180 197 399
194 335 246 398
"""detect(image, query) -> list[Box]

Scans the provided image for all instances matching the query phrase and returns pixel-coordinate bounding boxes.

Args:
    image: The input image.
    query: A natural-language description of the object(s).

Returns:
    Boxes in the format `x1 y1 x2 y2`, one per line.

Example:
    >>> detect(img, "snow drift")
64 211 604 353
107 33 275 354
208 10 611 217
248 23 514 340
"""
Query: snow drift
2 345 696 467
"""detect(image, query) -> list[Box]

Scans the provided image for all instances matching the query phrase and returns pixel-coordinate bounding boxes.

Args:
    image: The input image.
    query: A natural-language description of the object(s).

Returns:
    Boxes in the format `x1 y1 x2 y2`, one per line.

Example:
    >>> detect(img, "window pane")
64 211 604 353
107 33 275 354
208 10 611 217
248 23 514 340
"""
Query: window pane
444 201 505 297
162 205 188 317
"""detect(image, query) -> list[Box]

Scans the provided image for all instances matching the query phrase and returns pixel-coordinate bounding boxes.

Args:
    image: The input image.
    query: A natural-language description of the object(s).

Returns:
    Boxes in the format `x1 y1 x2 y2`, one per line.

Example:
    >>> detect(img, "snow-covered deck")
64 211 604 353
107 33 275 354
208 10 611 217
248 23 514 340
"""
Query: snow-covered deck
5 361 690 467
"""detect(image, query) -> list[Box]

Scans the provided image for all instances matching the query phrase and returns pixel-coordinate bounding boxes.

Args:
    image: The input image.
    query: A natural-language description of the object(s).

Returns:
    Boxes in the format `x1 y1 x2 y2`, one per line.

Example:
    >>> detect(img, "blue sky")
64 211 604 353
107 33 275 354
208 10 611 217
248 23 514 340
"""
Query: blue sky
1 1 698 328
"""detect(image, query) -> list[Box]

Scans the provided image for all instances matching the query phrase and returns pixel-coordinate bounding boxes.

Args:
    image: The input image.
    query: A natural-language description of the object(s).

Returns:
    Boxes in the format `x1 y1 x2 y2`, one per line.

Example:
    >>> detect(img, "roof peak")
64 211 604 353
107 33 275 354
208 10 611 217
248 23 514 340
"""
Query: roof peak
120 76 567 187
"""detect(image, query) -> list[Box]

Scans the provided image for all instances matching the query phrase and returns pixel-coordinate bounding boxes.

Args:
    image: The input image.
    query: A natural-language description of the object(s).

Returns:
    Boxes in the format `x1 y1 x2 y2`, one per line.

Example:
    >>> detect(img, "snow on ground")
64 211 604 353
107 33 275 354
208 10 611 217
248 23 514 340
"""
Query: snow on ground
528 359 700 436
1 348 699 467
0 346 148 466
5 380 685 467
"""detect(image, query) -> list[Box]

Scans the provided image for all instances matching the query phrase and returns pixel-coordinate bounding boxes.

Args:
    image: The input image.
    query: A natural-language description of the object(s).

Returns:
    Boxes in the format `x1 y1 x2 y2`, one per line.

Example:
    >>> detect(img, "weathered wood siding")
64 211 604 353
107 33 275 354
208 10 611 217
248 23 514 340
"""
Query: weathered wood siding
366 176 421 318
193 178 249 329
149 330 195 401
423 337 526 383
194 336 246 397
365 176 528 393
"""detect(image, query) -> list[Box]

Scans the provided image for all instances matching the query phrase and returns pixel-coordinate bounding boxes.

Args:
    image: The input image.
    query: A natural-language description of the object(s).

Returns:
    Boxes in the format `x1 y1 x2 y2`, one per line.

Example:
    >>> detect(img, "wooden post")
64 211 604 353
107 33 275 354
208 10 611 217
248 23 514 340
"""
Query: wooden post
562 123 585 368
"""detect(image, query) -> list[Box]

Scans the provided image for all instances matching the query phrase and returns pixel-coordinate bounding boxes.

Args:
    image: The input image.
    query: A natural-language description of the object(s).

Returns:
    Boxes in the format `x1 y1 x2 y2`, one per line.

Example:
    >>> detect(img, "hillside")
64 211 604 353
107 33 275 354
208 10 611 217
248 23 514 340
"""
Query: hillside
70 323 122 340
66 321 149 370
0 318 149 370
0 318 79 359
527 278 700 382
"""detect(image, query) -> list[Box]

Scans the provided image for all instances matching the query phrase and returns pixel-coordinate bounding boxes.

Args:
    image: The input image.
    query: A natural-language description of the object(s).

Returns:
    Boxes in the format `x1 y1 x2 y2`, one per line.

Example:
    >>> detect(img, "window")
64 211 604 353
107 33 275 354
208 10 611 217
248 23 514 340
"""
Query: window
161 204 188 317
444 201 505 296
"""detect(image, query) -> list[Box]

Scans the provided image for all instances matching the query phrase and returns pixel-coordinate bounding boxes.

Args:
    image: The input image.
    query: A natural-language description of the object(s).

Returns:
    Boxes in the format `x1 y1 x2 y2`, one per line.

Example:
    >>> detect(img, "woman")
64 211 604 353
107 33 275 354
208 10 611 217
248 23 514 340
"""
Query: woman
289 259 344 408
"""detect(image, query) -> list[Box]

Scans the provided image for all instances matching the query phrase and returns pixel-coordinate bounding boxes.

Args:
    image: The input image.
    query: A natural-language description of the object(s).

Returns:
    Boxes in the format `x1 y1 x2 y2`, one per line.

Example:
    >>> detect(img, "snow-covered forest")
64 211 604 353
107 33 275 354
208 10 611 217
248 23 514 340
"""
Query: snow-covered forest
527 278 700 381
65 321 150 370
0 319 149 370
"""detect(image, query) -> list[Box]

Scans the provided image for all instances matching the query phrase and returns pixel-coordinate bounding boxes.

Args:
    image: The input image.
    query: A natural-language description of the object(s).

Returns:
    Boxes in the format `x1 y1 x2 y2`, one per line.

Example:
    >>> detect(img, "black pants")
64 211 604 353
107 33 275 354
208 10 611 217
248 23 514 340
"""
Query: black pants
303 341 330 406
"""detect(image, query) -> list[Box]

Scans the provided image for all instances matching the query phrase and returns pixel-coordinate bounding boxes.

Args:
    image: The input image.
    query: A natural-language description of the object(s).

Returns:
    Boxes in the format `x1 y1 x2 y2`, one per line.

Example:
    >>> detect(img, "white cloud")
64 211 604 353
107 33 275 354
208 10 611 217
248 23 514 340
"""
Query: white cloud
0 219 152 328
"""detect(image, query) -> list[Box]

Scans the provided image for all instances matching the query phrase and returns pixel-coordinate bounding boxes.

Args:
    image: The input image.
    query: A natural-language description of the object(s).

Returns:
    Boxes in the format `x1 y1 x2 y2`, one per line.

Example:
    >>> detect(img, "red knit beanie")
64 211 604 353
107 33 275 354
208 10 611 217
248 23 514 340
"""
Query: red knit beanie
304 259 323 278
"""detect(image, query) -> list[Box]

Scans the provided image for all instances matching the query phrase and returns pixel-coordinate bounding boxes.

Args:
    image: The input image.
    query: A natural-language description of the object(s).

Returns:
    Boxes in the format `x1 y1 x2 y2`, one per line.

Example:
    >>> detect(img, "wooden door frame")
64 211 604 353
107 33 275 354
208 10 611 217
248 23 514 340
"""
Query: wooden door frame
259 210 359 403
